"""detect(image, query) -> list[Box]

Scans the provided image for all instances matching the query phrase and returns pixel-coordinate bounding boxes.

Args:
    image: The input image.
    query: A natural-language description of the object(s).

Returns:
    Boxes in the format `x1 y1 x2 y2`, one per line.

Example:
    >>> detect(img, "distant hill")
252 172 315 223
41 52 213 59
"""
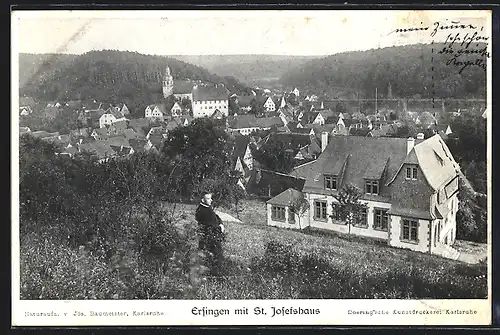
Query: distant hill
19 50 249 115
19 53 79 89
279 43 487 99
171 54 320 86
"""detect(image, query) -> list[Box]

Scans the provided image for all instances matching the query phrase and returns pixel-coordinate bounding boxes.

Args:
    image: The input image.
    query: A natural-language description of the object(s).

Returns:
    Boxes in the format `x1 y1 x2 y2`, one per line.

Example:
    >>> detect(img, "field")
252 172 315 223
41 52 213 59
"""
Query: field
163 199 488 300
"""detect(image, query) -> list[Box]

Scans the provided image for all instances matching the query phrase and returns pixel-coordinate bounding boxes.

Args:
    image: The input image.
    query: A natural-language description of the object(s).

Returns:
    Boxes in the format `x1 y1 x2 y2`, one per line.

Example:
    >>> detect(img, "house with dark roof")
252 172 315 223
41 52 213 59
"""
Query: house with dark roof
228 115 284 135
302 111 326 125
173 80 195 101
263 132 321 162
144 104 166 121
266 133 462 259
349 127 373 137
236 95 255 113
267 188 307 229
192 84 229 118
230 135 255 187
247 169 306 198
128 118 150 137
255 95 276 113
78 141 117 162
129 138 149 154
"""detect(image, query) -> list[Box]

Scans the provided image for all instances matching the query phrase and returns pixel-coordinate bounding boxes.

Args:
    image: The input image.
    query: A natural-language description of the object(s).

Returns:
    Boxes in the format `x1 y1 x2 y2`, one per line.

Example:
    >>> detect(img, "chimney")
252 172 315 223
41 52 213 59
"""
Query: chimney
416 133 425 140
407 137 415 154
321 131 329 152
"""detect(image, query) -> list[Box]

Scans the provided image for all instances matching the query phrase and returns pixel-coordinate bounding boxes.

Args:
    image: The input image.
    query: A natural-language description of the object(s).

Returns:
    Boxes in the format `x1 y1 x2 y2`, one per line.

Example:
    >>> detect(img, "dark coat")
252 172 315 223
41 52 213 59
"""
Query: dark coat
195 203 224 245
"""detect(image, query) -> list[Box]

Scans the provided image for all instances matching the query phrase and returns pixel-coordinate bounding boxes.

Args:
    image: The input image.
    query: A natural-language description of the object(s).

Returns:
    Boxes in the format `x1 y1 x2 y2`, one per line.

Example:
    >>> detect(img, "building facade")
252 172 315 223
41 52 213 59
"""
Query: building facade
192 85 229 118
266 134 461 259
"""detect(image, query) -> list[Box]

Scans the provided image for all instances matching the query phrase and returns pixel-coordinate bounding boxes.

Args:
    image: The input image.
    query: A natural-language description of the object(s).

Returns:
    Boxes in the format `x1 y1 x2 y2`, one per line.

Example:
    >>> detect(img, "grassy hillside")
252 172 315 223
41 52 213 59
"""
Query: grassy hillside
171 54 320 86
280 43 487 99
166 200 488 299
19 51 249 114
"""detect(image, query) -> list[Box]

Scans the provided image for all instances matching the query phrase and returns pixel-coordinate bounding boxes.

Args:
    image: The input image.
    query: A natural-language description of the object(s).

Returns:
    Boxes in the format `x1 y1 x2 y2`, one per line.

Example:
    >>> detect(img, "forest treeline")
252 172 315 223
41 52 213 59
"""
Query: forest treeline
280 43 487 99
19 50 249 115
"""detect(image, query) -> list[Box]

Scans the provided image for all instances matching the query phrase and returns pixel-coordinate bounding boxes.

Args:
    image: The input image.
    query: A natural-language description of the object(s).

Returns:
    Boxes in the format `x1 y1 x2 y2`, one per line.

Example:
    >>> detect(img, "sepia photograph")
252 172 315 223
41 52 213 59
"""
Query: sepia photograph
11 8 491 326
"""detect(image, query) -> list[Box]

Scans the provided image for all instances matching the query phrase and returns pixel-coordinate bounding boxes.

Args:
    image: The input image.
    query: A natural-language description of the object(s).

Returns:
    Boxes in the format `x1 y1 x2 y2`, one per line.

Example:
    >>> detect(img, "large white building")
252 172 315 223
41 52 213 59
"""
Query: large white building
268 134 461 260
192 85 229 119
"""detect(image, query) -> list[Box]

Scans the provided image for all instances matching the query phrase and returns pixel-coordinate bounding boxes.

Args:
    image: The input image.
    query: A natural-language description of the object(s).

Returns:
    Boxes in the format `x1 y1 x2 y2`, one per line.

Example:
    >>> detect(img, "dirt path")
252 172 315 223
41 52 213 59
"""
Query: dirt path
215 210 242 223
454 240 488 264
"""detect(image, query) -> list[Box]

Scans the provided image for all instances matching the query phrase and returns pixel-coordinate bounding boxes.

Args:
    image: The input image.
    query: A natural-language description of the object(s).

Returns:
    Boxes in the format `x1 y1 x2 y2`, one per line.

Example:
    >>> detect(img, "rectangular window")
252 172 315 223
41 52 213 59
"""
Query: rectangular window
365 180 379 195
373 208 389 231
401 219 419 242
314 201 328 221
406 166 418 180
354 207 368 228
324 175 338 190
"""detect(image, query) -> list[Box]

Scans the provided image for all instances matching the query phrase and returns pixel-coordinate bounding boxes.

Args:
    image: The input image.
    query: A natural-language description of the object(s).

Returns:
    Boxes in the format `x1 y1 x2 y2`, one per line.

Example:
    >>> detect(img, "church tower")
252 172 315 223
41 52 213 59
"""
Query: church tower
163 66 174 98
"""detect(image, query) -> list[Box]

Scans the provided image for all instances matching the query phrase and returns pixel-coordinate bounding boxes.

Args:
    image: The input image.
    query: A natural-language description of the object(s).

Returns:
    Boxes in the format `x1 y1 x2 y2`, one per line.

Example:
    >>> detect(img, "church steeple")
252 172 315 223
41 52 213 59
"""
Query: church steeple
163 66 174 98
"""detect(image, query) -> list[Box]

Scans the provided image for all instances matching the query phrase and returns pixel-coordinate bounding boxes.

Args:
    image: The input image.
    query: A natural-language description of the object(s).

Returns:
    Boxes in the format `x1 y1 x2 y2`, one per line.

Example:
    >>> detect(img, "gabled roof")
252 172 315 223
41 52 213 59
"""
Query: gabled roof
290 127 314 135
254 95 272 109
129 138 148 153
211 109 225 119
148 133 165 149
246 169 306 197
123 128 140 140
106 136 130 148
398 134 459 191
228 115 283 129
266 133 319 156
232 134 250 160
237 95 255 107
192 85 229 102
90 109 106 122
290 160 318 179
349 127 372 137
173 80 195 94
302 136 409 198
128 118 150 135
92 127 110 136
79 141 116 158
110 120 128 131
165 118 185 131
267 188 304 206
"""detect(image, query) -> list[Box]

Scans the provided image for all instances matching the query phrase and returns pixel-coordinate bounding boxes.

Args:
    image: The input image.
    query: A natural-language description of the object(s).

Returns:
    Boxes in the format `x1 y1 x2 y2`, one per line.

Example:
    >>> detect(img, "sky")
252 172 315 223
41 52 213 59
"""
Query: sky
14 10 490 56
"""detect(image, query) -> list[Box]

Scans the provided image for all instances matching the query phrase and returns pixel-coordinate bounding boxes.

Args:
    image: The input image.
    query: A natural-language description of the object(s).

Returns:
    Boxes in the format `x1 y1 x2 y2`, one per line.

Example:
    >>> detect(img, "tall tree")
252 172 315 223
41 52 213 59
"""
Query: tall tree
330 184 368 234
161 118 244 208
289 195 310 230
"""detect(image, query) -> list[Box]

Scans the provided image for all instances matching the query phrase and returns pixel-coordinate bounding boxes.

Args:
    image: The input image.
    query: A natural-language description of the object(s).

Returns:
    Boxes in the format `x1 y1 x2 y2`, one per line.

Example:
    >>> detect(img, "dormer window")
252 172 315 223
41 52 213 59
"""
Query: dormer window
405 165 418 180
324 175 338 190
365 179 379 195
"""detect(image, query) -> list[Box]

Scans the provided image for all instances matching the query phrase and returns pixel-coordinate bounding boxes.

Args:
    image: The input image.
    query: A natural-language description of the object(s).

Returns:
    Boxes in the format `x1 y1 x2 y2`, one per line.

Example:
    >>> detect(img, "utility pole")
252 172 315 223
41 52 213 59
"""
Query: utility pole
375 87 378 113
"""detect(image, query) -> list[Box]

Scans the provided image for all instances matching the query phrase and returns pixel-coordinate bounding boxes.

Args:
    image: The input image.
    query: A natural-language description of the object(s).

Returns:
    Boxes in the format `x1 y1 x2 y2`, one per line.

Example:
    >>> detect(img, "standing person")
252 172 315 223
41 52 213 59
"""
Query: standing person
195 192 225 276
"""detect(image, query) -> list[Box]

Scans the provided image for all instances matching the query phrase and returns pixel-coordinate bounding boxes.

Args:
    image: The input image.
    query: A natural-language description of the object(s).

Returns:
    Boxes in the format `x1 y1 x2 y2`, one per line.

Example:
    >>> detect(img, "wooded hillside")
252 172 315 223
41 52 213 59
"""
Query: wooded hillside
19 50 249 114
280 43 487 99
